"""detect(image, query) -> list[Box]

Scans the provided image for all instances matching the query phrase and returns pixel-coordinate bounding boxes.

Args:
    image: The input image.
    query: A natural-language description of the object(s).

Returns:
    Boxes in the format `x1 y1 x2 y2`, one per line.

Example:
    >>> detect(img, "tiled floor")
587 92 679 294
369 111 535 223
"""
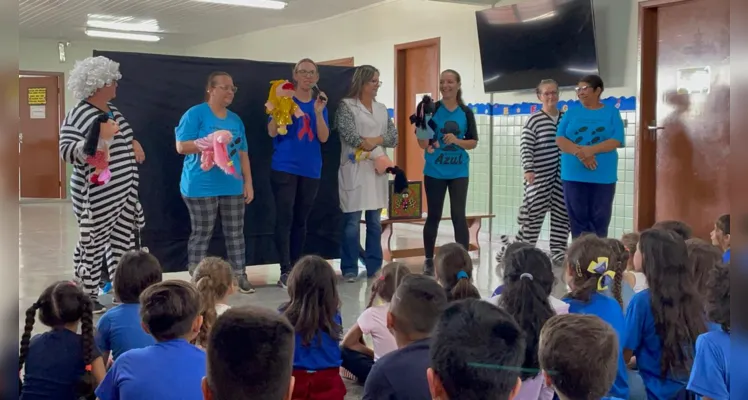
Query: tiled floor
19 201 568 399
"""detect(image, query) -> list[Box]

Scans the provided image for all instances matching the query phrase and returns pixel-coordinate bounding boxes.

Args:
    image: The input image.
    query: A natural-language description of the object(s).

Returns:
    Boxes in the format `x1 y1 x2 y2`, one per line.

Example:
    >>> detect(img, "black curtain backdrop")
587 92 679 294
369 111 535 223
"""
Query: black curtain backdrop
93 51 355 272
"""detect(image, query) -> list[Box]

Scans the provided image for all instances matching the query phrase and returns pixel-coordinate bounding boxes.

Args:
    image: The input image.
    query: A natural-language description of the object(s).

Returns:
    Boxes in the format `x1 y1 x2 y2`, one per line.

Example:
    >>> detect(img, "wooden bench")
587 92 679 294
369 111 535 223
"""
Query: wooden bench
362 214 495 261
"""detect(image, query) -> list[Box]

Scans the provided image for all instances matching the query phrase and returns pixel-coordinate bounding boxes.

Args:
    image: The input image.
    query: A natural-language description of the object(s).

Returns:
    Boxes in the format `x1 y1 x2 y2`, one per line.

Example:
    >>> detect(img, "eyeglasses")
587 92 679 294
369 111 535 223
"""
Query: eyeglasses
370 79 382 86
575 85 591 93
296 69 317 77
214 84 238 93
540 91 558 97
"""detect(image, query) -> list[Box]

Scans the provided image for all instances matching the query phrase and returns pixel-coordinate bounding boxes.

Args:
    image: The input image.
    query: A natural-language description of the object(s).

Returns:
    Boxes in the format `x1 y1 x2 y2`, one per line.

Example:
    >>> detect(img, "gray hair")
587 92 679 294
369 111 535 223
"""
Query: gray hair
67 56 121 100
536 79 559 95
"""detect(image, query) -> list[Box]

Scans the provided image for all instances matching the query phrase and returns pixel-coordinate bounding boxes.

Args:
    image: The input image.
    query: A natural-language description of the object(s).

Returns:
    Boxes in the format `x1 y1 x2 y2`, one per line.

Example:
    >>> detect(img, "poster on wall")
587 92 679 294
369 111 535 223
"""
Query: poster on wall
27 87 46 105
30 105 46 119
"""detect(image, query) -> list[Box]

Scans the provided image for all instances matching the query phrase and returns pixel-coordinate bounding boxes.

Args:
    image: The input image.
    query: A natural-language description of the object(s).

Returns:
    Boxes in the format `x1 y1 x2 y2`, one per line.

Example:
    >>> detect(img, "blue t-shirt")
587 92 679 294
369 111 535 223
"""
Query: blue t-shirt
291 313 342 371
723 248 730 263
624 289 703 400
363 338 431 400
20 328 102 400
564 293 629 399
687 330 730 400
271 97 327 179
95 339 205 400
95 303 156 360
556 105 624 184
175 102 248 198
423 104 476 180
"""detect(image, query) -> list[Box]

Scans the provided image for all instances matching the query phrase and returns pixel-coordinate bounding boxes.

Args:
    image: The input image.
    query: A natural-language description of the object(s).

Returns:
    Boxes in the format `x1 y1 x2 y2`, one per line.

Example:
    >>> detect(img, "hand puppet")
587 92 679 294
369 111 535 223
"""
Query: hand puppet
195 130 239 178
82 113 119 185
349 147 408 194
409 95 439 153
265 80 304 135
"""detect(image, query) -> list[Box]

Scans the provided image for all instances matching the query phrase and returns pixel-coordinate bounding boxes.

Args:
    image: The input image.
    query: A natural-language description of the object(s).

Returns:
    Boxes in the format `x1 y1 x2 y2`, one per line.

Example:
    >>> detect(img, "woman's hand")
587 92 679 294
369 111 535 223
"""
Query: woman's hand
524 172 536 185
243 183 254 204
132 140 145 163
361 136 381 151
575 146 594 161
314 91 328 114
442 133 457 145
581 155 597 170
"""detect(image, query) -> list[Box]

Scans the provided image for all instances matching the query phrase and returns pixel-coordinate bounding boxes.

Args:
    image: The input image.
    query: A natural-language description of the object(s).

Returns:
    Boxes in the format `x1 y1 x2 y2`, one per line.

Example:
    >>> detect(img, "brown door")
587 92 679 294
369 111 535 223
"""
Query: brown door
394 38 440 212
19 75 63 199
635 0 729 239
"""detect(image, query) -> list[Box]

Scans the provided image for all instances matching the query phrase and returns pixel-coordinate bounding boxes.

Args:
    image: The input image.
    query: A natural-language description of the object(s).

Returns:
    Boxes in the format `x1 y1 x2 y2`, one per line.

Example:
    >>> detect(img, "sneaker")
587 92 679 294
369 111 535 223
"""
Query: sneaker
99 281 112 296
344 273 357 283
236 275 255 294
92 301 106 315
277 273 289 289
423 259 435 276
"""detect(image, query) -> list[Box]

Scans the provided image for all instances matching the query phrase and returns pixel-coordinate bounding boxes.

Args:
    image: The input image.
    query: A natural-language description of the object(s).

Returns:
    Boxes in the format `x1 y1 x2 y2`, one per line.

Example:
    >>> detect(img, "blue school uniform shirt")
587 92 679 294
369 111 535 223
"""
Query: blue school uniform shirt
564 293 629 399
624 289 715 400
687 330 730 400
20 328 102 400
291 312 342 370
95 339 205 400
175 102 248 198
363 338 431 400
95 303 156 360
423 103 477 180
556 105 625 184
271 97 327 179
723 248 730 263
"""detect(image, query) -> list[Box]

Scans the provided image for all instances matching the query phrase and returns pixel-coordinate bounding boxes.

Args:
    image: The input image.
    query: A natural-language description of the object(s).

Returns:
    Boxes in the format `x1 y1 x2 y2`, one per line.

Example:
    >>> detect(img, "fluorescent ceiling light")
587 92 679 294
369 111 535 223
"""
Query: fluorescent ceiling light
85 29 161 42
87 14 163 33
194 0 287 10
523 11 556 22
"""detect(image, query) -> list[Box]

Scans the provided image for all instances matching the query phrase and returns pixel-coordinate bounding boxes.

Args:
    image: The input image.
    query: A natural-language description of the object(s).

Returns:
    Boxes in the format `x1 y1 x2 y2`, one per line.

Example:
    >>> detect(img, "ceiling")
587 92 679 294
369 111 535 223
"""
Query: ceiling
19 0 388 47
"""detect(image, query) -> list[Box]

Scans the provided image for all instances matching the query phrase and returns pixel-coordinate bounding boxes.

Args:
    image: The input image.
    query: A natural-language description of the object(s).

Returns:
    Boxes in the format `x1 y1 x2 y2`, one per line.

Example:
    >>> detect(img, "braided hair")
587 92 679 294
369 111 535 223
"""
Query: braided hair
191 257 234 349
603 238 628 308
367 262 411 308
19 281 96 397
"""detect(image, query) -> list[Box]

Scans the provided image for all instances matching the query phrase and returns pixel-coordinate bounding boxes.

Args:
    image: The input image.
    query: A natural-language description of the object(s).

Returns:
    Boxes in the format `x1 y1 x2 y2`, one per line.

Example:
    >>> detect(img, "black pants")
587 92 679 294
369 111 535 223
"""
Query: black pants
271 170 320 274
340 348 374 384
423 175 469 259
562 180 616 238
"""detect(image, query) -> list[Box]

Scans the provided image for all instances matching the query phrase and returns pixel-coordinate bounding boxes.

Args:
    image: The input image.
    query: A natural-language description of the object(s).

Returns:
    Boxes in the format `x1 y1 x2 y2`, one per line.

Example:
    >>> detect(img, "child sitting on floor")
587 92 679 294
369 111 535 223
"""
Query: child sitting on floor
192 257 236 348
20 281 106 400
96 251 162 365
710 214 730 263
621 232 647 293
428 299 526 400
280 256 346 400
539 314 624 400
202 306 296 400
434 243 481 301
685 238 722 302
96 280 206 400
492 241 532 297
341 262 410 384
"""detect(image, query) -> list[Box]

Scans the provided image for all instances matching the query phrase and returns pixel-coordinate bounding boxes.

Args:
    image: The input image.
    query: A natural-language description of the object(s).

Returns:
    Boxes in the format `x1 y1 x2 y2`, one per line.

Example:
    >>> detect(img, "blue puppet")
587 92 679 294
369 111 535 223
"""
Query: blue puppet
409 95 439 153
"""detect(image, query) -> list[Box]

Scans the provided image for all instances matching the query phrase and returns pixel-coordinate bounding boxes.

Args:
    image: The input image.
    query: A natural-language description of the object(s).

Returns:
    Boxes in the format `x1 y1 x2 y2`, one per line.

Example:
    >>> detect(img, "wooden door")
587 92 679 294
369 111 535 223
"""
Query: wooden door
636 0 729 239
19 75 64 199
394 38 440 212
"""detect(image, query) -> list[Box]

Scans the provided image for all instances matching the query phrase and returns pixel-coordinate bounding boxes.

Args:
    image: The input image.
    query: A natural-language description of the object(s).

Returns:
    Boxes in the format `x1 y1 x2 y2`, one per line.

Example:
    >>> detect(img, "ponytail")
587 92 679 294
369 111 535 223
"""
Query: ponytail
19 303 39 371
190 257 233 348
367 262 412 308
456 88 465 107
367 278 383 308
450 270 481 301
193 276 218 348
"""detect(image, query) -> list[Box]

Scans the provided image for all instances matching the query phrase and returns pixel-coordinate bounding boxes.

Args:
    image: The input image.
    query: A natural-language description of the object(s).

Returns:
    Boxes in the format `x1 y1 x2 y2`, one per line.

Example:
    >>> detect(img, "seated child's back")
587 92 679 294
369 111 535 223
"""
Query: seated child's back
20 281 106 400
96 251 162 360
96 280 206 400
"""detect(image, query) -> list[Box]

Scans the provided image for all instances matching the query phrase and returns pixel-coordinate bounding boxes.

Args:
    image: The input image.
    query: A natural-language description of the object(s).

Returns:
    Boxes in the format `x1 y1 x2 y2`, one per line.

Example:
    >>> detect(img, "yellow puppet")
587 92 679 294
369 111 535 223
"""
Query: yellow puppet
265 80 304 135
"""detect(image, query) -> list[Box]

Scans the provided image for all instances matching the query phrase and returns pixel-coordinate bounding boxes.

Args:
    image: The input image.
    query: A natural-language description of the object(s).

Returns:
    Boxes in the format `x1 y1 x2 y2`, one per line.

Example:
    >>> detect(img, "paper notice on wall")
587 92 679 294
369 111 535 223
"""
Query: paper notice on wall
415 93 432 106
28 87 47 105
30 105 46 119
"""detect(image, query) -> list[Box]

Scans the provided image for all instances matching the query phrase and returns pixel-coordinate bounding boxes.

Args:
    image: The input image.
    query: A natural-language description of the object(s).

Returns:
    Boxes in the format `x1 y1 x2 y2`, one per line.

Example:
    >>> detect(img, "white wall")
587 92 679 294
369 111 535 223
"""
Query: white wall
186 0 643 107
20 38 186 112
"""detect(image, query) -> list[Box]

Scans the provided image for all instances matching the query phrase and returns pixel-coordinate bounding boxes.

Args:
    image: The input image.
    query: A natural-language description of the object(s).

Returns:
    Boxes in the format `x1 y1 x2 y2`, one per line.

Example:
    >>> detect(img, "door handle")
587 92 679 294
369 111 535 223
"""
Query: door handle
647 121 663 140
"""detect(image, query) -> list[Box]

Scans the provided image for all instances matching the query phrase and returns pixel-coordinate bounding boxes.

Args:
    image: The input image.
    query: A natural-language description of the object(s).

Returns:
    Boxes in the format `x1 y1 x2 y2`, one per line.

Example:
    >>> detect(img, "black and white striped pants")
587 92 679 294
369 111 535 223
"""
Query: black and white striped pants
73 187 139 301
515 174 570 256
182 195 246 276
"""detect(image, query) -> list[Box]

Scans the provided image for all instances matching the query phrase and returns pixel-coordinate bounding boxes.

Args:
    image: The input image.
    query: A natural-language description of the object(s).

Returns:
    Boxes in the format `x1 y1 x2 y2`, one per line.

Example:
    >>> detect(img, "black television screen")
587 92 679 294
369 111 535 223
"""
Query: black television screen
476 0 599 93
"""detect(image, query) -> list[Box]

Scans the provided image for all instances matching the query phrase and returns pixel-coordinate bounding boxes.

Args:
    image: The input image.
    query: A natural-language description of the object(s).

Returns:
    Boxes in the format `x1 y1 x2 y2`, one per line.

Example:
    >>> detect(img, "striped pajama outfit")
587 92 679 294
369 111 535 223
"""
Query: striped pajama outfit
504 111 569 261
59 101 144 301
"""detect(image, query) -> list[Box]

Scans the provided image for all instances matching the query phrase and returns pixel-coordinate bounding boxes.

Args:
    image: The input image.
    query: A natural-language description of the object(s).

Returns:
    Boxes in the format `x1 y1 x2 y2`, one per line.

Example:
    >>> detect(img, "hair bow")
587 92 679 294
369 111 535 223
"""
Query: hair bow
597 271 616 291
586 257 609 275
456 270 469 280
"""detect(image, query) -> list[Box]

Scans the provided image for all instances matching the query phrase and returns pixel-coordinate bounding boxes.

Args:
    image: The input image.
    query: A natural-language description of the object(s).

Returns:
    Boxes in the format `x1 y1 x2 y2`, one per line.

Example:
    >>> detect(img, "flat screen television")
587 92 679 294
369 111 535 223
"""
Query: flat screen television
476 0 599 93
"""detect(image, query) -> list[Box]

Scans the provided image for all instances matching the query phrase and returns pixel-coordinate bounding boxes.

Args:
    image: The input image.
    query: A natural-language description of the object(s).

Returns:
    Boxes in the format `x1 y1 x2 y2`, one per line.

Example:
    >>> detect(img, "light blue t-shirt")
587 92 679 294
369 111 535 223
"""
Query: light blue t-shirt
175 103 248 198
564 293 629 399
95 303 156 360
423 104 474 180
271 97 327 179
556 105 624 184
95 339 205 400
624 289 716 400
687 330 730 400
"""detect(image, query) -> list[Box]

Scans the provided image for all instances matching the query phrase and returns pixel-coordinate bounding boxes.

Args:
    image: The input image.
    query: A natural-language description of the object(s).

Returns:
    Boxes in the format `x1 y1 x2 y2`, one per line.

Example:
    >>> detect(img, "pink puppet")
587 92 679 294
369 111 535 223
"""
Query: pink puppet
195 130 239 178
82 113 120 185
